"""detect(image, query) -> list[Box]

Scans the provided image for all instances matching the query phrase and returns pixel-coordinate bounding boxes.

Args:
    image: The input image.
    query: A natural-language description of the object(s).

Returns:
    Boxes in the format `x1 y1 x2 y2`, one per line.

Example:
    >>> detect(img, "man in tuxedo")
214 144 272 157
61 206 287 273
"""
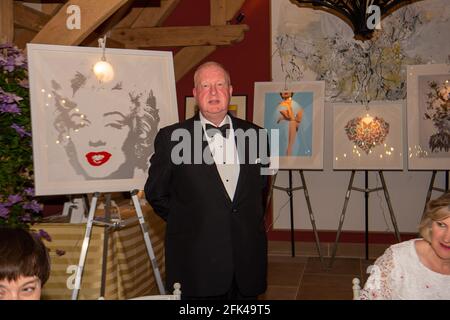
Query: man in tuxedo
145 61 270 299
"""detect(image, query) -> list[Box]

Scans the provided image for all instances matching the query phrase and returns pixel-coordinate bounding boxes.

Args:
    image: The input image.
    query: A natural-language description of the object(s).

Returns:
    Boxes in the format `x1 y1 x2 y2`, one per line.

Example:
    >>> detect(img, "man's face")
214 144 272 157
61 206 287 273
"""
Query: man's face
193 65 232 122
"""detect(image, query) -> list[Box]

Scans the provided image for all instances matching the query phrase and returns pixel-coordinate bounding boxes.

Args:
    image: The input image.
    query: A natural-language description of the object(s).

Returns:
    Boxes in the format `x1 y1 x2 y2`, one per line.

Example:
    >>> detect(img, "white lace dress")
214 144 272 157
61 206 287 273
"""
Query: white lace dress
360 239 450 300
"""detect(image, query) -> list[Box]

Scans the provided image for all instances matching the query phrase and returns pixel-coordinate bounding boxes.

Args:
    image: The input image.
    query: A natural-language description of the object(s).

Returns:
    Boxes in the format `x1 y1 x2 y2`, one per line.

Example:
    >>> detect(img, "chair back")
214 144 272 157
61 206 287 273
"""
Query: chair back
129 283 181 300
352 278 361 300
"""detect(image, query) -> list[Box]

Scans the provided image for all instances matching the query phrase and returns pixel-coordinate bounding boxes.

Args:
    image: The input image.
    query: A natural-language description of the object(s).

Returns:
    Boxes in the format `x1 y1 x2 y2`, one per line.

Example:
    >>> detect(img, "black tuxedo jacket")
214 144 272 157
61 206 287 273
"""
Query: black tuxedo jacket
144 114 269 297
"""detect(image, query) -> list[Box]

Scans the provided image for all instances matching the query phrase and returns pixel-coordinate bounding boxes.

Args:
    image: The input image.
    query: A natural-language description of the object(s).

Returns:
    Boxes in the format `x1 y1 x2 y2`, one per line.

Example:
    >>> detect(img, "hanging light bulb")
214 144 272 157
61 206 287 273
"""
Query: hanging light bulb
93 34 114 83
94 59 114 82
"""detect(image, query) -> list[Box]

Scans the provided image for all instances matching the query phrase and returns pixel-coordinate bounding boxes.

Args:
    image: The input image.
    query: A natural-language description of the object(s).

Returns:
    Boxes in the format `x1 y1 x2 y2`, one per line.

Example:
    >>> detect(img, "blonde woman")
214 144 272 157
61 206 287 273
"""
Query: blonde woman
360 192 450 299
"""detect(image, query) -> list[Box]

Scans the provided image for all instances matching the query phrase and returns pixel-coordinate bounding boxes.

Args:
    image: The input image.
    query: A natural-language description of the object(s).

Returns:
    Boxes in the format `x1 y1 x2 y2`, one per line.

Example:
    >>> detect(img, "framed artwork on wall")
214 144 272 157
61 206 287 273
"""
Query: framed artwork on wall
27 44 179 196
253 81 324 169
407 64 450 170
185 95 247 120
333 101 404 170
271 0 450 103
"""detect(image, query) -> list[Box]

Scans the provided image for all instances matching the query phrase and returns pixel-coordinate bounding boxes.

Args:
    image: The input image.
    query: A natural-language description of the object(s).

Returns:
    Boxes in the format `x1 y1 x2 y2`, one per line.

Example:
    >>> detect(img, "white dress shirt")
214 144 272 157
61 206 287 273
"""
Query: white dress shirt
199 113 240 201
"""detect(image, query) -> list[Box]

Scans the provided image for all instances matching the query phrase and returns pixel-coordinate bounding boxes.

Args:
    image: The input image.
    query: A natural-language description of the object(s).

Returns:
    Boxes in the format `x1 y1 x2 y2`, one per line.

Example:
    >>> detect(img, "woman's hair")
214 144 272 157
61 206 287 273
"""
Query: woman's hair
0 227 51 285
419 192 450 242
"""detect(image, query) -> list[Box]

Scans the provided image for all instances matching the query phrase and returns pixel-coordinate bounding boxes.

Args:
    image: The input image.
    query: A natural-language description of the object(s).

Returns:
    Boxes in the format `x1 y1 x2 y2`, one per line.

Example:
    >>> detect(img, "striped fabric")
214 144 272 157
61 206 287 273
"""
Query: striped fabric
37 204 165 300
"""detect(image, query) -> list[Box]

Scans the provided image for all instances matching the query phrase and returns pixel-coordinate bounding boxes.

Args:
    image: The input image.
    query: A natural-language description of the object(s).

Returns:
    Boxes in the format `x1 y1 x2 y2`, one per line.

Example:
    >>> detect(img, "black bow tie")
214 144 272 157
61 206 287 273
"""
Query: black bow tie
205 123 230 138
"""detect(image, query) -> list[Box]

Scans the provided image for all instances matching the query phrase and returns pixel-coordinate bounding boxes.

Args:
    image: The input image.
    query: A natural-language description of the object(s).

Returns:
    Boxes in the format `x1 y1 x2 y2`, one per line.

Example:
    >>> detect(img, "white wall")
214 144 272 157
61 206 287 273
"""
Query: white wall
272 103 448 233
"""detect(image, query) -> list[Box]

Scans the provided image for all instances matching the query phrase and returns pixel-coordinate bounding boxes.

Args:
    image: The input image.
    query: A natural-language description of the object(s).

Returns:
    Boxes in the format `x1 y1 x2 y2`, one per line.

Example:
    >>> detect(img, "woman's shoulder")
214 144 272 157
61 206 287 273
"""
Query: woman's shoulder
382 238 420 262
389 238 420 251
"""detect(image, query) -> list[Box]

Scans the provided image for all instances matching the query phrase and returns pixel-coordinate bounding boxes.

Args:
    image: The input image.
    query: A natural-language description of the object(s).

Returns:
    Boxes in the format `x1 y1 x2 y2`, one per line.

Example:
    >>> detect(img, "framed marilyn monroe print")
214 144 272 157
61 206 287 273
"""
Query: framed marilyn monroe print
27 44 178 195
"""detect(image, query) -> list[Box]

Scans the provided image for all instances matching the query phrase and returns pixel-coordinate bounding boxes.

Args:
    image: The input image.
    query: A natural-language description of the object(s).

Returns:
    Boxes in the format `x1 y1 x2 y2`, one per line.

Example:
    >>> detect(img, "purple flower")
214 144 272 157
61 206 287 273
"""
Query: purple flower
0 89 23 103
0 44 26 72
0 205 9 218
11 123 31 138
24 188 35 196
7 194 23 205
22 200 41 213
20 213 31 222
38 229 52 242
14 54 26 67
0 103 21 114
4 62 15 72
18 78 29 88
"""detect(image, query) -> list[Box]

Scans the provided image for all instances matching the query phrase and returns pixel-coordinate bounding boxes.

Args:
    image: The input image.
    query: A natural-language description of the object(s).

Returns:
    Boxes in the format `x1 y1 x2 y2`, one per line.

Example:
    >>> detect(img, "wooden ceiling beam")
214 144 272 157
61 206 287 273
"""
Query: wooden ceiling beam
110 24 248 48
14 28 36 50
210 0 246 25
31 0 129 46
224 0 246 22
131 0 180 28
174 46 217 82
113 7 144 29
13 2 50 33
0 0 14 43
82 32 125 48
94 0 134 36
173 0 247 82
41 3 65 16
210 0 227 25
114 0 180 29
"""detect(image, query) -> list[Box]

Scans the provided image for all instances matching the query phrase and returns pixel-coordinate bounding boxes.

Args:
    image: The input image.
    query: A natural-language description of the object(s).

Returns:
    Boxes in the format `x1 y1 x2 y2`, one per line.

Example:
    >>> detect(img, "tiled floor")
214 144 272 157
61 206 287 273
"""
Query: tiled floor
259 241 389 300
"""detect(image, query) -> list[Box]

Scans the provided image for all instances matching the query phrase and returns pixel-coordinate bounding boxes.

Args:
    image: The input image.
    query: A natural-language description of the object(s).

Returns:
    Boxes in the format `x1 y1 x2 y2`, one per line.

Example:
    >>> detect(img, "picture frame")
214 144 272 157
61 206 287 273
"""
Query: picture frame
271 0 450 103
253 81 324 169
184 95 247 120
333 101 404 170
406 64 450 170
27 43 179 196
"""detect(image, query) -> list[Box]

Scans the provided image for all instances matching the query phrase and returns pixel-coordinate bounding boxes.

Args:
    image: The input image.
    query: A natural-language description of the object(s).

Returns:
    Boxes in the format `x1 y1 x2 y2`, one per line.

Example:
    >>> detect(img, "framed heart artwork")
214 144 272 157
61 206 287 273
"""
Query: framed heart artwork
333 101 404 170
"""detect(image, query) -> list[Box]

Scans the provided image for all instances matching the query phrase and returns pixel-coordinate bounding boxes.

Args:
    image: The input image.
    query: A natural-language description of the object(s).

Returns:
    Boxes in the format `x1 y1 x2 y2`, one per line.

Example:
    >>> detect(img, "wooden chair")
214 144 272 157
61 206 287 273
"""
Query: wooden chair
352 278 361 300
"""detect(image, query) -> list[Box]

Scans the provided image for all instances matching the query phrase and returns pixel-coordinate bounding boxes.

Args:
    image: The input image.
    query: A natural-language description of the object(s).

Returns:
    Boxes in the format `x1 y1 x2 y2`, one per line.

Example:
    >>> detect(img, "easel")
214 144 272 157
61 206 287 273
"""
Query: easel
328 170 401 269
266 169 324 264
422 170 449 220
71 189 165 300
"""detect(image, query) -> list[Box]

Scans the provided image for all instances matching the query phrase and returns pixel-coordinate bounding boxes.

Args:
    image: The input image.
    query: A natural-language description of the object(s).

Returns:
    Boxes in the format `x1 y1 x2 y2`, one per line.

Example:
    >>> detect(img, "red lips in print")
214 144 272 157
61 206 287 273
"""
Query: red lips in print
85 152 112 166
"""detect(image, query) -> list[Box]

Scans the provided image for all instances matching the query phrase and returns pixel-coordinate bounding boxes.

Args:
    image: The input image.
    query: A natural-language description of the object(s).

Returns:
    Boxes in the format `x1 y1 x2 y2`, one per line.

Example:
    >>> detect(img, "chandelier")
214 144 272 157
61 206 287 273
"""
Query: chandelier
289 0 424 40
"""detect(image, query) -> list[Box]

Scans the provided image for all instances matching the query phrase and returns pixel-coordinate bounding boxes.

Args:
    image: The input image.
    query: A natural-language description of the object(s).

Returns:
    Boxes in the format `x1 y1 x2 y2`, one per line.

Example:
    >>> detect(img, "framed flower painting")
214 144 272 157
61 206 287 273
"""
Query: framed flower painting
407 64 450 170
